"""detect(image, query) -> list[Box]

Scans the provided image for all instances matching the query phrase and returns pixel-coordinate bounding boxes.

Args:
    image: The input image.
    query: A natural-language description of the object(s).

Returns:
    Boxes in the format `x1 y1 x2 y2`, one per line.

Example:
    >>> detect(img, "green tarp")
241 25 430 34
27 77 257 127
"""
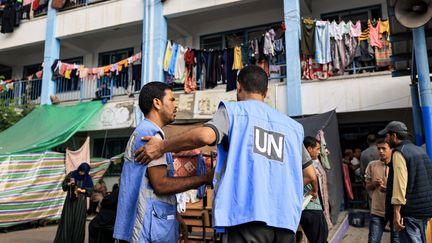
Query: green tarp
0 102 102 155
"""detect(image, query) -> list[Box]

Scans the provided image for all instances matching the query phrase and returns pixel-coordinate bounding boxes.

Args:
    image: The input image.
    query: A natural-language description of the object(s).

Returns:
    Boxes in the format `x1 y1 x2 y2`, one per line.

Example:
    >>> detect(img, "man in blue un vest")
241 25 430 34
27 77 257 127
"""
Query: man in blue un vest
113 82 214 243
135 66 318 243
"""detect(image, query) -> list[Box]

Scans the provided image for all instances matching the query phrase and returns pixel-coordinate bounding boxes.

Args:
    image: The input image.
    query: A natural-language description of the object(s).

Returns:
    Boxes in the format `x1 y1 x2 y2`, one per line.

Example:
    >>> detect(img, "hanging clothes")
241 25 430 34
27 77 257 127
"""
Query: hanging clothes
349 20 362 37
225 48 237 92
359 24 370 41
301 55 333 80
314 20 331 64
232 46 244 70
329 20 344 41
263 31 275 56
379 19 390 41
241 44 250 65
375 33 392 67
368 20 383 48
301 19 316 56
167 43 178 76
344 34 358 67
1 5 15 34
174 45 186 80
357 40 375 62
330 37 348 75
163 40 173 72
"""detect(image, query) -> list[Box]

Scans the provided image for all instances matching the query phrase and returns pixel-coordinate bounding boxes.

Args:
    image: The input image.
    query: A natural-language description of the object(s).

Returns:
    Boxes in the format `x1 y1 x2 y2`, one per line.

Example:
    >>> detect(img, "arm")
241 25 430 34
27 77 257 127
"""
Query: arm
391 151 408 231
303 164 318 198
147 165 213 195
364 164 376 191
62 172 73 192
135 126 216 163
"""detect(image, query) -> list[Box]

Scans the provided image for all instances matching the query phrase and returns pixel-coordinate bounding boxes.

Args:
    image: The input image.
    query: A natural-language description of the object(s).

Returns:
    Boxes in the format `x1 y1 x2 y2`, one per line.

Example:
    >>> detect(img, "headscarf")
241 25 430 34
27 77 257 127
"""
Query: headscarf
72 163 94 189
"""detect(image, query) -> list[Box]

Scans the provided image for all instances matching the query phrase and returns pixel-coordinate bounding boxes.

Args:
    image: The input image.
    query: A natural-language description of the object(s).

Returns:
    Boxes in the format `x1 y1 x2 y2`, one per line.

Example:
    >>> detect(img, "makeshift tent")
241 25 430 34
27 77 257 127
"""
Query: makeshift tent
0 151 110 228
0 101 102 155
296 110 343 223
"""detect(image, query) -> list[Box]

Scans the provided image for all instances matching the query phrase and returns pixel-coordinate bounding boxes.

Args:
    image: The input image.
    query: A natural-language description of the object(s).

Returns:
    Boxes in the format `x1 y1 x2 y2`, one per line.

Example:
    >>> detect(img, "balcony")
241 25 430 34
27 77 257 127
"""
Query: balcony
0 79 42 107
54 72 141 102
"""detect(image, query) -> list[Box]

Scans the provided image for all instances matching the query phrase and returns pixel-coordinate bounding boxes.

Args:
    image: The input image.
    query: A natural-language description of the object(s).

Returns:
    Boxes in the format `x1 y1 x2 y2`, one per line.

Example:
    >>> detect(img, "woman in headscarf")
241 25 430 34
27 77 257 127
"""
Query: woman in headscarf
54 163 94 243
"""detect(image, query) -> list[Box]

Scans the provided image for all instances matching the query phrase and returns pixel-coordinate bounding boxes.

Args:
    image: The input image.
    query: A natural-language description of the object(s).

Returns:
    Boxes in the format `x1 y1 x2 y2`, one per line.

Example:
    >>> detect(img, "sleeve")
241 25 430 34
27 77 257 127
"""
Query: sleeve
62 172 72 192
147 133 168 168
302 145 312 169
203 106 229 146
391 151 408 205
364 163 373 182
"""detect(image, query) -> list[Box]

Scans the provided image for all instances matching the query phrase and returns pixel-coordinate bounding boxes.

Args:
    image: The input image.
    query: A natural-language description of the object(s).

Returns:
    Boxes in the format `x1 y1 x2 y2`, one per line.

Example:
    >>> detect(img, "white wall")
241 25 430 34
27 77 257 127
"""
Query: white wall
56 0 143 39
0 17 47 51
299 73 412 115
163 0 257 18
310 0 388 19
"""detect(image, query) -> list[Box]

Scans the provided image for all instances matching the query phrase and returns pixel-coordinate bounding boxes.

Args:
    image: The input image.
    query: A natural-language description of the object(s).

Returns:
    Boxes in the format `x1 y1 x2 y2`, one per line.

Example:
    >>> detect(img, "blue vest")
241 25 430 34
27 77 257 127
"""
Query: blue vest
114 119 178 243
213 100 304 232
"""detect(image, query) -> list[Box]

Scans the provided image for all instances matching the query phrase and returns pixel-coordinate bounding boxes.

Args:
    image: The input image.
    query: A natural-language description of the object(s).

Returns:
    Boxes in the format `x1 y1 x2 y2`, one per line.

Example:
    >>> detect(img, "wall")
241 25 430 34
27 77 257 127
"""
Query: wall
163 0 256 18
300 73 411 115
0 17 47 51
310 0 388 19
55 0 143 39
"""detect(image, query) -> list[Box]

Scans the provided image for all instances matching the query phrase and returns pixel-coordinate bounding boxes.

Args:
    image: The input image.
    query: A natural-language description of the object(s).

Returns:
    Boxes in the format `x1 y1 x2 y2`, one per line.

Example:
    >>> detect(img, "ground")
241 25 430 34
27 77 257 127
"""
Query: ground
0 213 389 243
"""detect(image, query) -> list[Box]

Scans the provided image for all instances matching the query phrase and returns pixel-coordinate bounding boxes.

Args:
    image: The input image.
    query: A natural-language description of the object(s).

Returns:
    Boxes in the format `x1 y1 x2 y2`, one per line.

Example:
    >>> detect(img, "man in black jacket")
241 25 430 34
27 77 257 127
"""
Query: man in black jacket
379 121 432 243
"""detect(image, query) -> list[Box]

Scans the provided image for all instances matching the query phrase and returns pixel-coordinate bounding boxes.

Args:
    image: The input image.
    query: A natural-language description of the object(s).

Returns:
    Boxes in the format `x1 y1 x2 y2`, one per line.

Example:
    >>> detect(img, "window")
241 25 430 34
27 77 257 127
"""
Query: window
0 65 12 80
99 48 134 66
93 137 129 176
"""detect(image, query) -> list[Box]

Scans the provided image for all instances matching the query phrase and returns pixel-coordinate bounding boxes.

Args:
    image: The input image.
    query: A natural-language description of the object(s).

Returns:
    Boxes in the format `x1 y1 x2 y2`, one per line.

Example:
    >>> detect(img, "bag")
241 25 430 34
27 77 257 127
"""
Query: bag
51 0 66 9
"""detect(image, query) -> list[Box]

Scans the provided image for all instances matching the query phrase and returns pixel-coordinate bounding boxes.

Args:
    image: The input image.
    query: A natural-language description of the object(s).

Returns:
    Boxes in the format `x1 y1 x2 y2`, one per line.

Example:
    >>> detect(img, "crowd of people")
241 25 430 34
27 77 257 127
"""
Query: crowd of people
52 64 432 243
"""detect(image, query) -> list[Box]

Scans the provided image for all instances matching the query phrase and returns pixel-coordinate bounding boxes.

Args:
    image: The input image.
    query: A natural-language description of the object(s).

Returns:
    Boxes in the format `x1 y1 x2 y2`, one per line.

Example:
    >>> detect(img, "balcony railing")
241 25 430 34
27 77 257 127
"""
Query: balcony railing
33 0 109 18
0 79 42 107
54 72 140 102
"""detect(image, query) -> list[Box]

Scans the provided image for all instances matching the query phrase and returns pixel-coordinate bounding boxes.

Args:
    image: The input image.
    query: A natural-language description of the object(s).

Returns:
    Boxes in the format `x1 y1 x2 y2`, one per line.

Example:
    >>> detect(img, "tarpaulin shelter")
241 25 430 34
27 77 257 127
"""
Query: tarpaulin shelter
296 110 344 223
0 152 110 228
0 101 102 155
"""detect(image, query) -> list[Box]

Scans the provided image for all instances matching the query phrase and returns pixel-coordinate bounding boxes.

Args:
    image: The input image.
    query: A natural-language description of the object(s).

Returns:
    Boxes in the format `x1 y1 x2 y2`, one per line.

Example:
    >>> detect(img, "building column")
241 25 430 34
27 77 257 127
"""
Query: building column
283 0 302 116
141 0 168 86
40 0 60 105
413 26 432 156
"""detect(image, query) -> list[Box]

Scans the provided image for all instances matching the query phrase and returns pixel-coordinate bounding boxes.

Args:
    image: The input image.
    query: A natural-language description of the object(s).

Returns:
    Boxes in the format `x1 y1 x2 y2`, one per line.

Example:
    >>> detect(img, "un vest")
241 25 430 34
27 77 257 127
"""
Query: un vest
213 100 304 232
385 140 432 219
114 119 178 243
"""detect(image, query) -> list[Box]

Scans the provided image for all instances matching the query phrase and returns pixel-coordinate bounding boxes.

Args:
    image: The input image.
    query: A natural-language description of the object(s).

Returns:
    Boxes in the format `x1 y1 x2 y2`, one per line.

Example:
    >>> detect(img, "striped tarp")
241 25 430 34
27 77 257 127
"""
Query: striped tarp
0 151 110 228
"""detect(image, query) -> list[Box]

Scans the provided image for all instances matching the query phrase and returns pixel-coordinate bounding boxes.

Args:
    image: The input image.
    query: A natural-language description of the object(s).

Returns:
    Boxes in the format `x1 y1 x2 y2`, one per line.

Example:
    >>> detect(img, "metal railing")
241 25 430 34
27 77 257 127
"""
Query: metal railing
0 79 42 107
33 0 109 18
54 72 140 102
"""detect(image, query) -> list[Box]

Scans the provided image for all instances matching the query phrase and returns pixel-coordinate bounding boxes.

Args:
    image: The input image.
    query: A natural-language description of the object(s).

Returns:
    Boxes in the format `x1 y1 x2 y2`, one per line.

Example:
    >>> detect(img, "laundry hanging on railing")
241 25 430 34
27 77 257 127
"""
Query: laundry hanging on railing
0 0 42 34
300 18 392 80
163 25 285 93
50 52 142 81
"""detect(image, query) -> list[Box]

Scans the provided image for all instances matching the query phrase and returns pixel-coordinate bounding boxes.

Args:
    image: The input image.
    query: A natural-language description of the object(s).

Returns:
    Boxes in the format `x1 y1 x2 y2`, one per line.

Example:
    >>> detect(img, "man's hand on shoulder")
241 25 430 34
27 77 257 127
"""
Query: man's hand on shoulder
135 136 164 164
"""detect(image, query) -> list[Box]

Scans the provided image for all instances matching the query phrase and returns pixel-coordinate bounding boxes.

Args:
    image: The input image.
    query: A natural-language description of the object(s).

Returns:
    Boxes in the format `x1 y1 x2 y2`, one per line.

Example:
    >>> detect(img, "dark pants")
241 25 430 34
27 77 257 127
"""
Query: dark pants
300 210 328 243
221 222 295 243
398 216 429 243
368 214 385 243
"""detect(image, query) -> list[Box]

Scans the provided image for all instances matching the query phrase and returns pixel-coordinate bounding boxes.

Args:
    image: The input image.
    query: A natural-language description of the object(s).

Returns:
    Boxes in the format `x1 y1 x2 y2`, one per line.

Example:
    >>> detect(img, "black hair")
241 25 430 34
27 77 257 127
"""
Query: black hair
237 65 268 95
376 138 390 146
303 136 319 149
138 81 172 116
367 133 377 145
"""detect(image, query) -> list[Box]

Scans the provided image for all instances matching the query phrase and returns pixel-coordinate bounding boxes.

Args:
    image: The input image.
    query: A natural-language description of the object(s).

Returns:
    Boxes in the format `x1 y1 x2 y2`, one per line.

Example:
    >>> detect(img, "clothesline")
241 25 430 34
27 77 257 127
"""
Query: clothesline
51 52 142 80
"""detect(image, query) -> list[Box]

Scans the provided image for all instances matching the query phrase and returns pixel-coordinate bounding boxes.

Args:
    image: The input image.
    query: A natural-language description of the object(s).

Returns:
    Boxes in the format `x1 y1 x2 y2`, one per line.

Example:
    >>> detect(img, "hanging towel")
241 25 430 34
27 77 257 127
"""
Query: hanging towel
65 136 91 174
232 46 244 70
315 20 331 64
163 40 174 72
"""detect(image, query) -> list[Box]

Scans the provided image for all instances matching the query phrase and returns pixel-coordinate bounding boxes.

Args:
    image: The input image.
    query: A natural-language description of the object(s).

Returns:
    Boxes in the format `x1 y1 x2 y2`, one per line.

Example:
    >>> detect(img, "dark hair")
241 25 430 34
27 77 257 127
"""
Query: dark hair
391 131 408 140
376 138 389 146
303 136 319 149
237 65 268 95
367 133 377 145
138 81 172 116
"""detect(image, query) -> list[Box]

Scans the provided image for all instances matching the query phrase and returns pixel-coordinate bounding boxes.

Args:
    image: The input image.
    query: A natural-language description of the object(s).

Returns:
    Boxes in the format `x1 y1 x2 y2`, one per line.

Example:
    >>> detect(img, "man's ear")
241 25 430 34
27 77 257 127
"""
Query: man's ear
236 81 241 93
153 98 162 111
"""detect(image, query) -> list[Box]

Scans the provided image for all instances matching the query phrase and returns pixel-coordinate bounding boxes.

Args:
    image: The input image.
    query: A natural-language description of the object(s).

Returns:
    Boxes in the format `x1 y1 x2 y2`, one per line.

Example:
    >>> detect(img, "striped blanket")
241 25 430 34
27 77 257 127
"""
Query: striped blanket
0 151 110 228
